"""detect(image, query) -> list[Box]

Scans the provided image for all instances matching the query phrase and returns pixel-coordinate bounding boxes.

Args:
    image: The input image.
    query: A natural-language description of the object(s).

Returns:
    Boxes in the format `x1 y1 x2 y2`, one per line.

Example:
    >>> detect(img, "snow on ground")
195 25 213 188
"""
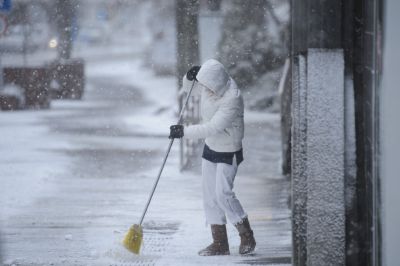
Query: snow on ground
86 57 178 136
0 45 290 265
0 111 74 220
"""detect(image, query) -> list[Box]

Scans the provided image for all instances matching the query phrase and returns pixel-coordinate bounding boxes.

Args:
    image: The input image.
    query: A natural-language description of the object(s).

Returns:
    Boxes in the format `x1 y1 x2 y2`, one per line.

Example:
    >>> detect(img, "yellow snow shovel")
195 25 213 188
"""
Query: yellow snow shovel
123 79 196 254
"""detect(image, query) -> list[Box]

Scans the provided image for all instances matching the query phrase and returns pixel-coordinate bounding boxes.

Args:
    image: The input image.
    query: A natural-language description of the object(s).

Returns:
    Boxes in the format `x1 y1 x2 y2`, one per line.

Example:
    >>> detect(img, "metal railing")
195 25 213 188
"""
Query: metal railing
179 92 202 171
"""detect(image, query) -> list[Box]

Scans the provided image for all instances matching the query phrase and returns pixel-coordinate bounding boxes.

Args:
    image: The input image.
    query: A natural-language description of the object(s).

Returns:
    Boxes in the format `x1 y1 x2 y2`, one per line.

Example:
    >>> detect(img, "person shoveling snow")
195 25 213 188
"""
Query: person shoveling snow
169 59 256 256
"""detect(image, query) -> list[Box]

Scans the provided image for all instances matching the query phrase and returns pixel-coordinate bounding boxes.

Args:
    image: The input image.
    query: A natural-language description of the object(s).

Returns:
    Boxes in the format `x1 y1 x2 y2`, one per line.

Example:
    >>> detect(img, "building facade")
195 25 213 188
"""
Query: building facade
288 0 399 265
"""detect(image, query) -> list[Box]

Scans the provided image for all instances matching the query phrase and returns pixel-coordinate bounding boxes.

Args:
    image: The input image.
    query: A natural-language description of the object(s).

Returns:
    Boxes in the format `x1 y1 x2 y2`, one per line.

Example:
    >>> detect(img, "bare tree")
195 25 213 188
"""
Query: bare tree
218 0 287 88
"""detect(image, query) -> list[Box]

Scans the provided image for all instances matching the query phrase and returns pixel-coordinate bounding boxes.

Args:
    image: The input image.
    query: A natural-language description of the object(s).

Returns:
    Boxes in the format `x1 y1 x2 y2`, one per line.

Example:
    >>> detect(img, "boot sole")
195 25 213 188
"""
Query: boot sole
240 250 255 256
239 244 256 255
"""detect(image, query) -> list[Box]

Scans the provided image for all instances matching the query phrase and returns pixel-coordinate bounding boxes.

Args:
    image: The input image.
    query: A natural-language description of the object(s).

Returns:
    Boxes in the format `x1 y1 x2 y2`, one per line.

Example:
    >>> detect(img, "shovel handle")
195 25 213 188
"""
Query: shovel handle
139 80 196 226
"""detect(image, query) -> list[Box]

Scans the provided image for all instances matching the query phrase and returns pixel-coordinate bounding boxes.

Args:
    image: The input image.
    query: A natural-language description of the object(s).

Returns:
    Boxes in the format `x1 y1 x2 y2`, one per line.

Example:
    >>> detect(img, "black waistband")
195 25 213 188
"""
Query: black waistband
202 144 243 165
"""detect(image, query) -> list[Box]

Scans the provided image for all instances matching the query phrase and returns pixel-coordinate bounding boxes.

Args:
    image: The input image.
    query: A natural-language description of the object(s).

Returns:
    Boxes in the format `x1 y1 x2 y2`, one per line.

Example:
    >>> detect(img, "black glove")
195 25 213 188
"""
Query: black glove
186 66 201 81
169 125 184 139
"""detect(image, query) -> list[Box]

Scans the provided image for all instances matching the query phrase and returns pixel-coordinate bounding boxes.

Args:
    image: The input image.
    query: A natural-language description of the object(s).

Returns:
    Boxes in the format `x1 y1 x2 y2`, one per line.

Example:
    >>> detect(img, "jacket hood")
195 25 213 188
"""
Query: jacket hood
196 59 230 97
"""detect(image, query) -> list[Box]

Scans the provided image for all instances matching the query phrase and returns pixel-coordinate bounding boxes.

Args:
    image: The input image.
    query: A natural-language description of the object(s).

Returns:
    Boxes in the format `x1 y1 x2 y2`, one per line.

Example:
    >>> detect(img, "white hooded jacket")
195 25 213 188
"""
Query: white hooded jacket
181 59 244 153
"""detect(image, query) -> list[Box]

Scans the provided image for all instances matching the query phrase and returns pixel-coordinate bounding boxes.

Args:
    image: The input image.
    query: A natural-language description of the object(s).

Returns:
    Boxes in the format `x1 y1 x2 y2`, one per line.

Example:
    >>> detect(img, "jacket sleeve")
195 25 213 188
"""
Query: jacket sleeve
184 96 240 139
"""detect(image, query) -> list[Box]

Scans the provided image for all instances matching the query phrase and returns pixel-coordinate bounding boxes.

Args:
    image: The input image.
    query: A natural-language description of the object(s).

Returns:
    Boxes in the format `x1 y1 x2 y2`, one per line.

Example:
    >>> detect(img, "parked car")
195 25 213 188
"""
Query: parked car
0 23 57 53
75 25 109 45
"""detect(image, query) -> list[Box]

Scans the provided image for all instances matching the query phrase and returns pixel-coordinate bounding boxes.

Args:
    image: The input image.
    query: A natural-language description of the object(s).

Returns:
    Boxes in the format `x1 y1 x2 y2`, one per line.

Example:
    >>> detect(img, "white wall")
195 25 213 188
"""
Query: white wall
382 1 400 265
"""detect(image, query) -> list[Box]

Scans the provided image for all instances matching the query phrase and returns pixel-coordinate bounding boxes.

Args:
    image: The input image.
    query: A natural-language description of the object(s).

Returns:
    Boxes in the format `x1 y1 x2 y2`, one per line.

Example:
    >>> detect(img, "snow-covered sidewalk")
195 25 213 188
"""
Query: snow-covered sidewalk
0 55 291 266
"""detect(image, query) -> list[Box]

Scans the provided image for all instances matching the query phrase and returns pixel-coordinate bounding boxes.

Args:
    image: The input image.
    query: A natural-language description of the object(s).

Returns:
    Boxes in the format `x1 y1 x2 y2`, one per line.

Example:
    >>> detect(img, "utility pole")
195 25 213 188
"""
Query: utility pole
55 0 78 60
175 0 199 88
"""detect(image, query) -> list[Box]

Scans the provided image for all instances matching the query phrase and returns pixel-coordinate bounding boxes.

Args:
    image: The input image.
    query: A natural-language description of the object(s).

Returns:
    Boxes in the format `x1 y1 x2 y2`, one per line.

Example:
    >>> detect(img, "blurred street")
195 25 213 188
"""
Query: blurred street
0 50 291 265
2 0 398 265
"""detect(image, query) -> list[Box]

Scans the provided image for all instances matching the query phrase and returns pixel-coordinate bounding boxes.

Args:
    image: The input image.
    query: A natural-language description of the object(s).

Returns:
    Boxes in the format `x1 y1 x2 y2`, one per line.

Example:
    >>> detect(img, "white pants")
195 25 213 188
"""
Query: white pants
202 158 247 225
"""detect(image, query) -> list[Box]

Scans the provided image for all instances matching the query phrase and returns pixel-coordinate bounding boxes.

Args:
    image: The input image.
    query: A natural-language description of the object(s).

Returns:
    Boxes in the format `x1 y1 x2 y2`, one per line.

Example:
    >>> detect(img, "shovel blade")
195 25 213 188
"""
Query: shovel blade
123 224 143 254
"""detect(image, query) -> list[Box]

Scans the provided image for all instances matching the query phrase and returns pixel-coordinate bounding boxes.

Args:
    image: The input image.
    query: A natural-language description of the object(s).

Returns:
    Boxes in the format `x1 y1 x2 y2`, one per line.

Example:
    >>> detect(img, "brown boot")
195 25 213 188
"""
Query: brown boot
198 224 230 256
235 217 256 255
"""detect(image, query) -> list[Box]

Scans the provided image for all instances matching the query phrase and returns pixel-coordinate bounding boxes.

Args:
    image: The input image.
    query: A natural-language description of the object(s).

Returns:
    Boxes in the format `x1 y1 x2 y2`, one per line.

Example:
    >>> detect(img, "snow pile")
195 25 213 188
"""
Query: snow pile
0 84 25 109
0 84 24 101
